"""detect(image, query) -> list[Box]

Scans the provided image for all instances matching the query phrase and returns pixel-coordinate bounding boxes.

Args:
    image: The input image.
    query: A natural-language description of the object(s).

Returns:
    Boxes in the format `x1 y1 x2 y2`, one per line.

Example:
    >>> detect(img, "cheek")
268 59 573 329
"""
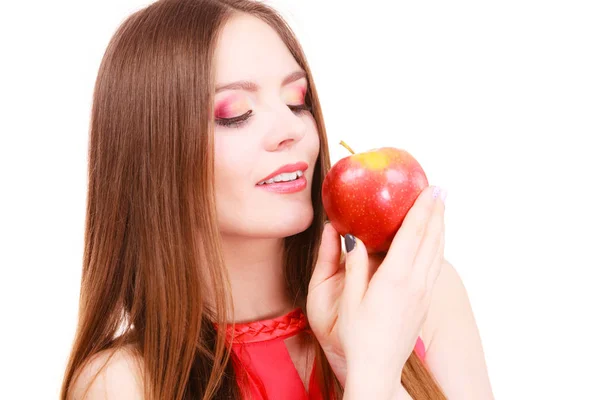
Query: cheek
213 133 255 189
214 138 234 176
305 117 321 159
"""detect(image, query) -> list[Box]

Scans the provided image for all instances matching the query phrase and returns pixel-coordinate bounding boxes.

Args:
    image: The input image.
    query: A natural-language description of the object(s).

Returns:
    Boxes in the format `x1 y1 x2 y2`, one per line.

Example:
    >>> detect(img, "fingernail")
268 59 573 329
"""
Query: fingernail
344 234 356 253
432 186 448 204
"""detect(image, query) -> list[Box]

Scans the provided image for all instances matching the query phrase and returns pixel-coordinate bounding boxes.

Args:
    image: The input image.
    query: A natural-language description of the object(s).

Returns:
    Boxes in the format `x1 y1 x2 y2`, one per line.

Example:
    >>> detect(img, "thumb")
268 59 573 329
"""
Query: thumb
340 234 369 314
309 222 341 290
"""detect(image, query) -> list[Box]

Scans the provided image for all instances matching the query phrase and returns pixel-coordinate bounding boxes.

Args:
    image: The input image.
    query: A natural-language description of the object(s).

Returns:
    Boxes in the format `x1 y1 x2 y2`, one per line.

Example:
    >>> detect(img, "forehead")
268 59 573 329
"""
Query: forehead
214 14 301 85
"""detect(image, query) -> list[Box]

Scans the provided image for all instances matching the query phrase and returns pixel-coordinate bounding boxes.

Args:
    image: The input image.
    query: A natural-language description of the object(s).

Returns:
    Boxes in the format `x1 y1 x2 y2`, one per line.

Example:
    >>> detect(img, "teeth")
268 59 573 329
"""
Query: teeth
273 172 297 182
258 170 303 185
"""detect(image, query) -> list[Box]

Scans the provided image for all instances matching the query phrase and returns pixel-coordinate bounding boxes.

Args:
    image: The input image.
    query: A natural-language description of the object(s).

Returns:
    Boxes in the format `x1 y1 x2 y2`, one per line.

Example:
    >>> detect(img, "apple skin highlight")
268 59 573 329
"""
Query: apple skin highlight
322 147 429 254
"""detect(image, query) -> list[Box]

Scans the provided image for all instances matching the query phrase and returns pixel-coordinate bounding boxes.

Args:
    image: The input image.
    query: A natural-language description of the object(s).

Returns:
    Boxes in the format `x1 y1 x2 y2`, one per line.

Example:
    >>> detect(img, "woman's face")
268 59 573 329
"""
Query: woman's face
212 14 320 239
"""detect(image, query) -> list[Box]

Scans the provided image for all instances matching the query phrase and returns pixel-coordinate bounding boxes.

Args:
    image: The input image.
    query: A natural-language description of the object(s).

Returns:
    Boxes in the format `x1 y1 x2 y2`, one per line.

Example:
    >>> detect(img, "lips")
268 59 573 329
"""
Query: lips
257 161 309 185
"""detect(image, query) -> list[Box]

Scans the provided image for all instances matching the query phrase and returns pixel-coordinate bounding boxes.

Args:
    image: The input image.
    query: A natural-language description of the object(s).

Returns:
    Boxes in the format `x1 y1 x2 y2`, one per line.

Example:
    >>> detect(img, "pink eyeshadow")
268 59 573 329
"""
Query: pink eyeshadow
284 86 307 104
215 94 249 118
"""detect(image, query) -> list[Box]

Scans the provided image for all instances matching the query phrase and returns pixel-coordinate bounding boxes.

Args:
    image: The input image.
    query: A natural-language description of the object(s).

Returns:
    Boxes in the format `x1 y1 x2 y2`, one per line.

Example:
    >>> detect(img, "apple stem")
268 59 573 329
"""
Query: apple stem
339 140 355 155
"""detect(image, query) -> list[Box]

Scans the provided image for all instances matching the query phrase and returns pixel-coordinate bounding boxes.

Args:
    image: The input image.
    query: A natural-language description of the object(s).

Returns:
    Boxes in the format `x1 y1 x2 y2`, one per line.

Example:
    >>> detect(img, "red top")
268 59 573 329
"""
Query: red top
221 308 426 399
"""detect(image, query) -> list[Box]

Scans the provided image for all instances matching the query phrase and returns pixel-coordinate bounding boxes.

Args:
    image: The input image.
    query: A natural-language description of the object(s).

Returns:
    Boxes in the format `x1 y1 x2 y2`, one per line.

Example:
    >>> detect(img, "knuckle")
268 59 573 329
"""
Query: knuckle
414 219 427 238
407 211 430 239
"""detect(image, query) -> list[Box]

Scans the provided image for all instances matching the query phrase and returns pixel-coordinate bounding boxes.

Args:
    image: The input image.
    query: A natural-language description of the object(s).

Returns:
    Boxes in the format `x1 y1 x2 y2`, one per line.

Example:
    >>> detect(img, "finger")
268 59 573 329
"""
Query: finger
377 186 439 279
413 193 445 285
340 234 369 315
309 222 342 291
426 209 446 291
367 252 386 282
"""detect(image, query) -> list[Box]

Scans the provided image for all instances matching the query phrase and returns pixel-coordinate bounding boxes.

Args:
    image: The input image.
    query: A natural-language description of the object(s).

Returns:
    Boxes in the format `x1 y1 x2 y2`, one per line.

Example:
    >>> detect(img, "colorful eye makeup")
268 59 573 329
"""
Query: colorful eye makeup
214 84 311 128
282 86 307 105
215 93 253 119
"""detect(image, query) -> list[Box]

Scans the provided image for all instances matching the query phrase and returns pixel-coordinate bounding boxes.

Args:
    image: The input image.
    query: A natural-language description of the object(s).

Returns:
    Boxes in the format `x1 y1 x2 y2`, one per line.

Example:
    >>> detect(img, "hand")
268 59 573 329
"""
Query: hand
307 226 386 387
308 185 446 395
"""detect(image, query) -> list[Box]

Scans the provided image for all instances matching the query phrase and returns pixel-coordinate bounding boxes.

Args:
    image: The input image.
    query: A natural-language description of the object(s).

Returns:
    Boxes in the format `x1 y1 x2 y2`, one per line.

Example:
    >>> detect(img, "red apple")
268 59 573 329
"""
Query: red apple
322 142 429 254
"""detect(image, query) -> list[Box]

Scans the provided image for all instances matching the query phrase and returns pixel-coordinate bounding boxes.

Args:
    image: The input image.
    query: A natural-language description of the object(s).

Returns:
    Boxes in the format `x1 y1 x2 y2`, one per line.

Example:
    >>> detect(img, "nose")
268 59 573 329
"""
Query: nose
263 103 307 152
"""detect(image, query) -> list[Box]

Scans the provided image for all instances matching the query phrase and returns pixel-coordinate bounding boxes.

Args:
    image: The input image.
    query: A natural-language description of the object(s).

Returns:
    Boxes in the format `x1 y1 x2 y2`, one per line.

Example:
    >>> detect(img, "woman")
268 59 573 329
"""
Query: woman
61 0 494 399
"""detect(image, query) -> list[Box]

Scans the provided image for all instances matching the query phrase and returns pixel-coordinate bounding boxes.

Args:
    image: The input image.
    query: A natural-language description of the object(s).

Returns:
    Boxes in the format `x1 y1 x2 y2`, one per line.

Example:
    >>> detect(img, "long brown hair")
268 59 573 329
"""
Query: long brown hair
60 0 446 398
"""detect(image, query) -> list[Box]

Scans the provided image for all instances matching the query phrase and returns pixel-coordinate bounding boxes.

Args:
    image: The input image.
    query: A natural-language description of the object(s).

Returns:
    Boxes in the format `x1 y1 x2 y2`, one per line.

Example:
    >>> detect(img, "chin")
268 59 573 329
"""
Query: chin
222 206 315 239
266 206 314 238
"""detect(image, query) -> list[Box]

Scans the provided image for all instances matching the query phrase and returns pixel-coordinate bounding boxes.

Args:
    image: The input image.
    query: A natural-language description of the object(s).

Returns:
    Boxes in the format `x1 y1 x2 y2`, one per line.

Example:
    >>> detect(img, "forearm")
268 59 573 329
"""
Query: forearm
343 368 413 400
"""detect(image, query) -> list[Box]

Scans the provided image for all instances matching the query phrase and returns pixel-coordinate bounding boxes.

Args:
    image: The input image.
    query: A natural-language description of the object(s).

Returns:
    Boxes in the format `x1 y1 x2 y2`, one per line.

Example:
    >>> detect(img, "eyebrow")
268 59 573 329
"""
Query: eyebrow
215 70 307 93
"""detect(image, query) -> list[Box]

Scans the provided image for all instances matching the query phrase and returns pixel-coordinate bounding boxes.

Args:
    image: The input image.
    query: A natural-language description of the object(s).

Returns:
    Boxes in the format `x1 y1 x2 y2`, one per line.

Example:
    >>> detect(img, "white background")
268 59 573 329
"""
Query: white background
1 0 599 398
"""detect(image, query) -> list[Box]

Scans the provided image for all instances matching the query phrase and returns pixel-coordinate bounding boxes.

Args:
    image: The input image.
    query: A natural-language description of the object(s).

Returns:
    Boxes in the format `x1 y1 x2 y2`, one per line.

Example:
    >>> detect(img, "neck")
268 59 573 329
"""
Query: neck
220 234 295 323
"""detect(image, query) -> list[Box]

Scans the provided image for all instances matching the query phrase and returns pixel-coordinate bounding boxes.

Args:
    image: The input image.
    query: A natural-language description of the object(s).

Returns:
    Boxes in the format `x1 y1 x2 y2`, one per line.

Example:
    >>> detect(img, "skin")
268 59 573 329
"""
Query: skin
210 13 321 389
70 13 494 400
309 188 495 399
212 13 320 326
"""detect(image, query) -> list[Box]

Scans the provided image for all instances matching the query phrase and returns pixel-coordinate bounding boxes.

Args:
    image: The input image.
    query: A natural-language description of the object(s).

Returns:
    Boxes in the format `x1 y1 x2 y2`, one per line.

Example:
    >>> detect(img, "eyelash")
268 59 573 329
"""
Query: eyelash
215 104 312 128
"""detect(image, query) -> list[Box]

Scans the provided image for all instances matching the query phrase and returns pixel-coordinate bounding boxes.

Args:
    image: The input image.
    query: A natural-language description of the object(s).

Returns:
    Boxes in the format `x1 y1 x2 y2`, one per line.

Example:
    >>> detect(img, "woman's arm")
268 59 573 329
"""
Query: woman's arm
422 259 495 399
344 368 413 400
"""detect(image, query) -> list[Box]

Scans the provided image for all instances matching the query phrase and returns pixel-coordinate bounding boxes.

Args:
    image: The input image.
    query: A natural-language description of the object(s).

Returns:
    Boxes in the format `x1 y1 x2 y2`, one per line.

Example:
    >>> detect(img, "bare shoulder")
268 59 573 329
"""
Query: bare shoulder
68 344 144 400
422 258 471 348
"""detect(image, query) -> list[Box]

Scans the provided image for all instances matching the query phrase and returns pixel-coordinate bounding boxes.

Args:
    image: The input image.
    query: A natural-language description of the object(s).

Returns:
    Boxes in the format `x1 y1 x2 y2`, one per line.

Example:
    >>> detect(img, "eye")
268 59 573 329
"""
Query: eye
214 104 312 129
215 110 253 128
288 104 312 114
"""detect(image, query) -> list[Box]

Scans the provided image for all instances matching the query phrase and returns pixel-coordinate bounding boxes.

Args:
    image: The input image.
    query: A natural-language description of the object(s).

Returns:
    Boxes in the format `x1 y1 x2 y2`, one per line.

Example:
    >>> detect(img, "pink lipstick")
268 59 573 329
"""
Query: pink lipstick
256 161 309 194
